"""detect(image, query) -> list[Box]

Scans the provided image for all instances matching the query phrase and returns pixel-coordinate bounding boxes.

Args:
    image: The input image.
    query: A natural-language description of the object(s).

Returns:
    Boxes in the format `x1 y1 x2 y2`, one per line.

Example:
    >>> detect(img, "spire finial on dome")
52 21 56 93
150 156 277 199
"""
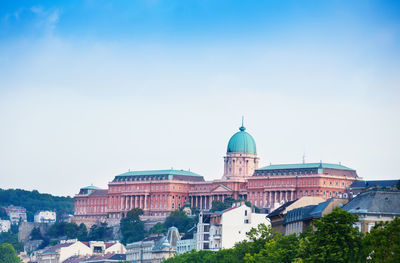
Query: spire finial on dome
239 116 246 131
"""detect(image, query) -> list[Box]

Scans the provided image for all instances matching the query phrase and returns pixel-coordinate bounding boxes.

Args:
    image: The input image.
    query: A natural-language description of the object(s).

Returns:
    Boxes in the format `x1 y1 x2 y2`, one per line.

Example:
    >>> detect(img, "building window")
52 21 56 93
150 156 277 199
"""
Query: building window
368 223 375 232
353 222 361 232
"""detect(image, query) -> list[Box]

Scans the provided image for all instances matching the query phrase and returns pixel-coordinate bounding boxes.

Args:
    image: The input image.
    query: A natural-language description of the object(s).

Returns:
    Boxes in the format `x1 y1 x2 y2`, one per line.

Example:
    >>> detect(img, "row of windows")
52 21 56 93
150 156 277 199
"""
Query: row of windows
249 180 349 187
113 175 169 182
76 198 107 205
256 169 318 176
109 184 188 193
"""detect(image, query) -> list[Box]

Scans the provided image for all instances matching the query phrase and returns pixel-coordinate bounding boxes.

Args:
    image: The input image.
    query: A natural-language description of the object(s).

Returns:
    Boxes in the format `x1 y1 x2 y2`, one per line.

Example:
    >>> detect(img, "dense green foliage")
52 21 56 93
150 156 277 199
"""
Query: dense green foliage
0 231 23 253
244 224 300 263
210 197 256 213
148 209 196 237
297 207 363 263
164 210 195 234
148 222 167 235
30 227 43 240
0 243 20 263
0 188 74 221
164 209 400 263
29 221 113 249
120 208 146 244
363 217 400 262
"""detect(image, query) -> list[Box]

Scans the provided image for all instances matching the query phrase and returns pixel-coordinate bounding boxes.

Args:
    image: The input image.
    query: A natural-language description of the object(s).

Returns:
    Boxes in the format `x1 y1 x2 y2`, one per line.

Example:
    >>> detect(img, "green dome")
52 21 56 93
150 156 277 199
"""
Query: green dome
227 125 257 154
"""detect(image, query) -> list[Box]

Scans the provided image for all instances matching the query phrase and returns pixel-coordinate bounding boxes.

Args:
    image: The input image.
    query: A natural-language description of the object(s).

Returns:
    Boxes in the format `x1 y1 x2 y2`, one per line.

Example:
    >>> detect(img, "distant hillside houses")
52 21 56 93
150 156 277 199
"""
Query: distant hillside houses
36 239 126 263
0 219 11 232
3 205 27 224
34 211 57 223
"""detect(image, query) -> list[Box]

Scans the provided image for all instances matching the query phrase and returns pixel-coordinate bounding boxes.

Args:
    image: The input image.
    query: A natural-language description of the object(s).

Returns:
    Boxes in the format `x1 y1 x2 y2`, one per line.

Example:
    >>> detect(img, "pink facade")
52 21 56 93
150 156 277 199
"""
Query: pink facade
73 125 359 224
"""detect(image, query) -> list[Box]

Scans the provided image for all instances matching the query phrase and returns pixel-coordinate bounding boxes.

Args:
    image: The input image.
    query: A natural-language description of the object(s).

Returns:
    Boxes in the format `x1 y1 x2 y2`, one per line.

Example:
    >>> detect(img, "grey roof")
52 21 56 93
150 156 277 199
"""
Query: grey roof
350 180 399 189
343 190 400 215
89 189 108 196
258 162 354 171
284 199 333 224
113 169 205 182
267 200 296 218
309 199 332 218
284 205 316 224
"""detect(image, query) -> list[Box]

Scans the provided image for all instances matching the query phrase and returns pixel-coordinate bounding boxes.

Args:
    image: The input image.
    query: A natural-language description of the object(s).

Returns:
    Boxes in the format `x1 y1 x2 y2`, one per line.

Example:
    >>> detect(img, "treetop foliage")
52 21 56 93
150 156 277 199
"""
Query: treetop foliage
164 208 400 263
0 243 20 263
0 188 74 221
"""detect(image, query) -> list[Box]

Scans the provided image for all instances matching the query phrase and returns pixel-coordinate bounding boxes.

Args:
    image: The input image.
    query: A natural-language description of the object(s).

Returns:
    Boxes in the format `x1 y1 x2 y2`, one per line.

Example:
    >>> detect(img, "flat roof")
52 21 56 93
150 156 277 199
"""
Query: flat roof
258 162 354 171
115 169 202 177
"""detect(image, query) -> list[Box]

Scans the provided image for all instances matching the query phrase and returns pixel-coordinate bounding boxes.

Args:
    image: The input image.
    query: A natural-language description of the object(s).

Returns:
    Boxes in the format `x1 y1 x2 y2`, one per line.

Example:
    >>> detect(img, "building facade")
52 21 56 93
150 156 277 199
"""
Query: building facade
34 211 57 223
37 239 92 263
3 205 27 224
283 198 348 235
0 219 11 232
126 227 180 263
73 123 359 225
343 190 400 233
197 203 269 251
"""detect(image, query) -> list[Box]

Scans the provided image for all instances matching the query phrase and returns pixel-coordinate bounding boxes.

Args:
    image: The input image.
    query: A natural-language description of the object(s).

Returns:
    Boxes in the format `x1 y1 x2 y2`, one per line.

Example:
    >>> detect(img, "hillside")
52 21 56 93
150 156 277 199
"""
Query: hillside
0 188 74 221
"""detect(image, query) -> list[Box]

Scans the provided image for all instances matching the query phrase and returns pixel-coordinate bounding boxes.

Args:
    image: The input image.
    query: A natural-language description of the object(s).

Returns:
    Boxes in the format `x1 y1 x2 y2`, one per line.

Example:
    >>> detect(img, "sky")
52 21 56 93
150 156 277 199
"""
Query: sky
0 0 399 196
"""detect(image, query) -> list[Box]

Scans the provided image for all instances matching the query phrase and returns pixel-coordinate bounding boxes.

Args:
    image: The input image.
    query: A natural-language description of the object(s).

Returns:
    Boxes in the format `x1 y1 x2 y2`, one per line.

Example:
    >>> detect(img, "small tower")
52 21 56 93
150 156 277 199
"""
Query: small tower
222 121 259 180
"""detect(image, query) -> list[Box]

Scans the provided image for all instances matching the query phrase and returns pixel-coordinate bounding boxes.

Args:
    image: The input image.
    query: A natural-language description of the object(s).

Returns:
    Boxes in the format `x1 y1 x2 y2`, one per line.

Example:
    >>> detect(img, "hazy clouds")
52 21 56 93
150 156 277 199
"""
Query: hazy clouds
0 1 399 195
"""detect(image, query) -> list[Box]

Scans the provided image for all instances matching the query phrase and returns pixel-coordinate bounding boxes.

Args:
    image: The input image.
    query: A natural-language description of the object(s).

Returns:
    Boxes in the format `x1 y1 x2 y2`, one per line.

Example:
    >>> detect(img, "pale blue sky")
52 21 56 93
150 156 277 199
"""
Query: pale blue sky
0 0 399 196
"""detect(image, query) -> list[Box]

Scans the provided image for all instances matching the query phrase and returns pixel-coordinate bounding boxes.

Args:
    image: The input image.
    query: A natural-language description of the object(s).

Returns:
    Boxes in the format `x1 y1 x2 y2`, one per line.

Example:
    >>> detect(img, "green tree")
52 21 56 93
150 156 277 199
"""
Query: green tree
245 223 277 254
244 233 299 263
0 243 20 263
76 223 88 241
30 227 43 240
163 250 215 263
0 209 7 220
47 222 79 239
0 231 24 252
298 207 363 263
363 217 400 263
120 208 146 244
210 200 228 212
88 223 112 241
149 222 167 235
0 188 74 222
164 210 195 234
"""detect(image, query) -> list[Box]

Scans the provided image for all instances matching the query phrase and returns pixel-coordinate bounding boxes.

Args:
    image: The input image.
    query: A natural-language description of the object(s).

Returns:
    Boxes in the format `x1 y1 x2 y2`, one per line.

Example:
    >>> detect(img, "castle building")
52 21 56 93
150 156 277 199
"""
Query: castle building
73 123 359 225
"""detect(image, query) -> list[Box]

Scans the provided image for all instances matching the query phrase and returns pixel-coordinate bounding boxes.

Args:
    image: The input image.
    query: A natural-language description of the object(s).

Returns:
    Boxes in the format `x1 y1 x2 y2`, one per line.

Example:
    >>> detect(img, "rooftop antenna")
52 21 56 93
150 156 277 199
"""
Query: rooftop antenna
302 152 306 164
242 116 244 127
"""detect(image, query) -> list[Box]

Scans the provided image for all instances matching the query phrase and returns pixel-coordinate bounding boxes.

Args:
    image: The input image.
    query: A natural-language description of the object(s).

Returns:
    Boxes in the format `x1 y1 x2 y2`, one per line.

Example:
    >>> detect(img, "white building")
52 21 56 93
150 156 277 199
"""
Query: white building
88 240 126 255
37 239 92 263
126 227 180 263
176 233 197 255
0 220 11 232
34 211 57 223
197 203 270 251
126 236 162 263
4 205 27 224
